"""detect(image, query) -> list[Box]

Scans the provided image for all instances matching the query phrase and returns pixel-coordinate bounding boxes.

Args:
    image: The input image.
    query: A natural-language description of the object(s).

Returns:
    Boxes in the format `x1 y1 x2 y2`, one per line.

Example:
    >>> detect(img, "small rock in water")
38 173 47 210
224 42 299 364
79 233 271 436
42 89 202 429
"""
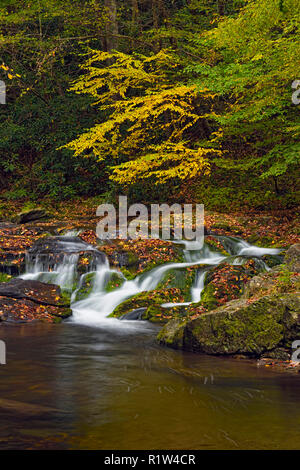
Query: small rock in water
120 307 147 320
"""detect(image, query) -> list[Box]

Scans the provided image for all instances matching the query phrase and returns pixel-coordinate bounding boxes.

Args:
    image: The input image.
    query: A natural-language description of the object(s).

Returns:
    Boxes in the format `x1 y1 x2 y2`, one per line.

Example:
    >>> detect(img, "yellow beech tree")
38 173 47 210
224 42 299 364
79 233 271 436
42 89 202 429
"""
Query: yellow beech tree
63 49 221 185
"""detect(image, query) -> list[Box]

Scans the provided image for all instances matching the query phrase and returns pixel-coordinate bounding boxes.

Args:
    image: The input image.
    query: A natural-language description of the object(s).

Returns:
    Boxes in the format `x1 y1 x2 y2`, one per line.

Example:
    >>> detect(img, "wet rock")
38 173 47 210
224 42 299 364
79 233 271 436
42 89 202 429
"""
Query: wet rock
111 288 184 323
0 278 68 306
158 292 300 357
0 251 25 276
0 279 71 323
0 224 46 275
28 236 106 269
0 296 71 323
120 307 147 320
199 260 259 310
285 244 300 273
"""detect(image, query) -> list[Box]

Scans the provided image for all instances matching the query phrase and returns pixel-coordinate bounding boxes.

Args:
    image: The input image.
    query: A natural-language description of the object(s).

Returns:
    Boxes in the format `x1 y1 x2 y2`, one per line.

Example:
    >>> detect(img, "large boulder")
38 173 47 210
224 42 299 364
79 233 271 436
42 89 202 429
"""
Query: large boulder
0 278 68 306
0 278 71 323
27 236 106 274
285 244 300 273
158 292 300 358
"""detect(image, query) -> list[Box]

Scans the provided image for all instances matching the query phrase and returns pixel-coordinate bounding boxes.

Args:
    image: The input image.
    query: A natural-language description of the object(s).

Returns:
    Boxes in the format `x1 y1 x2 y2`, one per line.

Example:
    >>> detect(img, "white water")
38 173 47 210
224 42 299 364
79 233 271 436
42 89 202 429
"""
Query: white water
22 253 80 291
21 236 282 328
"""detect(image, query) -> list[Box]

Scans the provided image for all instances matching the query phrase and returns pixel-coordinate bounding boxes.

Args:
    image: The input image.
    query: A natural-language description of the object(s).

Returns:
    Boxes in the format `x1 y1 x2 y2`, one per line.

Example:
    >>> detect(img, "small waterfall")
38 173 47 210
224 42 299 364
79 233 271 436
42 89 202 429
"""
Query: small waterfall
217 235 282 258
191 270 207 303
21 233 281 328
22 252 80 291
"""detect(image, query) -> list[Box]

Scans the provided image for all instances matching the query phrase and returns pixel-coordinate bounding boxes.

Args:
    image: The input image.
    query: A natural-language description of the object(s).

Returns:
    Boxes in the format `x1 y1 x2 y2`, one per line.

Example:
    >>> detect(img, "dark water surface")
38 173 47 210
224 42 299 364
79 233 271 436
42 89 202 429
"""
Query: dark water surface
0 322 300 450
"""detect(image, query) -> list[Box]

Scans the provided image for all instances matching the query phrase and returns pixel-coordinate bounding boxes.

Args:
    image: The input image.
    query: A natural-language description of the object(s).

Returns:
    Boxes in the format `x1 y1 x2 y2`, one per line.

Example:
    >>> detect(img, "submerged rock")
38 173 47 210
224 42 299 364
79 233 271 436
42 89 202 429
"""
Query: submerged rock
158 292 300 358
120 307 147 320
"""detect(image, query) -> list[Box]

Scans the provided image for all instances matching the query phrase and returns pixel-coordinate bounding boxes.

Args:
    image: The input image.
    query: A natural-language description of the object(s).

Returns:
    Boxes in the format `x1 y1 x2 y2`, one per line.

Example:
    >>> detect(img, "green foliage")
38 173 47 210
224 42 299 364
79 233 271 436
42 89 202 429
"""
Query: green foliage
189 0 300 184
0 0 298 207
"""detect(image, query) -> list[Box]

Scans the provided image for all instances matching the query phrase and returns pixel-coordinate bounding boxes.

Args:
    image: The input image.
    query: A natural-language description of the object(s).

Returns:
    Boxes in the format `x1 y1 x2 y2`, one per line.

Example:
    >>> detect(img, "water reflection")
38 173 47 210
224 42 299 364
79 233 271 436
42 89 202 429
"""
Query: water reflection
0 323 300 450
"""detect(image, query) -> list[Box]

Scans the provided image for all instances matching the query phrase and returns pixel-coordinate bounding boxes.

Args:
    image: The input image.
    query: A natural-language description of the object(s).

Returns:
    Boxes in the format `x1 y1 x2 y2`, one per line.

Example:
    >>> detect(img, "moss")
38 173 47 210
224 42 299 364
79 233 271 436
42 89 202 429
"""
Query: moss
247 234 275 247
0 273 13 283
262 254 284 268
211 222 242 235
105 272 125 292
53 307 72 321
200 283 219 310
120 267 137 280
73 273 95 301
204 237 229 256
110 288 185 323
157 267 197 301
158 293 300 357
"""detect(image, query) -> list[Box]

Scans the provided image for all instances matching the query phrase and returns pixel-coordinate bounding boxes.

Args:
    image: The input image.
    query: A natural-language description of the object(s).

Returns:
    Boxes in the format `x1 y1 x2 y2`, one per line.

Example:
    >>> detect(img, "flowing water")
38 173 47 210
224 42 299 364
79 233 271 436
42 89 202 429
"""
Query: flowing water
1 234 299 450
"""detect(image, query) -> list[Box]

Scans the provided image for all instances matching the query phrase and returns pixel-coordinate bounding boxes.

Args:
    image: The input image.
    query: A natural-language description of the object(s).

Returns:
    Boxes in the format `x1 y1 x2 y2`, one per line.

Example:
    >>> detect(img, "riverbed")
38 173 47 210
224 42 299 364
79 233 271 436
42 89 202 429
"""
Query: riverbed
1 322 300 450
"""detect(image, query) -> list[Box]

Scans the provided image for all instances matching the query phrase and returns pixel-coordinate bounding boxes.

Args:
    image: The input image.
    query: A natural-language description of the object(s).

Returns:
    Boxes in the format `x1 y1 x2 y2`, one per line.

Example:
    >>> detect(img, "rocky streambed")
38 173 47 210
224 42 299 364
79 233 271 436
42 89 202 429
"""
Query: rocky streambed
0 211 299 371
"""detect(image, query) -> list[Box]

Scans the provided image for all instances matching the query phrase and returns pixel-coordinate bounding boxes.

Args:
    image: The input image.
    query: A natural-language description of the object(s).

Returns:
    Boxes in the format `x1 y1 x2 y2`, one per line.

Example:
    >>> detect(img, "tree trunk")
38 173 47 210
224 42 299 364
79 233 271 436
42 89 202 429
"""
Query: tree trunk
152 0 164 52
218 0 225 16
105 0 118 51
131 0 140 32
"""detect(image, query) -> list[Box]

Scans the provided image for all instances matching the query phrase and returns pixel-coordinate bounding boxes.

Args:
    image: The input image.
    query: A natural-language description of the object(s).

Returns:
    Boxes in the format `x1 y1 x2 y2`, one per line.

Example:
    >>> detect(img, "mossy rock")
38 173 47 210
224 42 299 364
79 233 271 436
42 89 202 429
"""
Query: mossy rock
110 288 185 323
158 292 300 358
198 261 260 310
262 254 284 268
0 273 13 283
246 234 275 247
73 272 95 301
204 237 229 256
105 271 125 292
157 267 197 301
211 222 242 235
157 318 187 348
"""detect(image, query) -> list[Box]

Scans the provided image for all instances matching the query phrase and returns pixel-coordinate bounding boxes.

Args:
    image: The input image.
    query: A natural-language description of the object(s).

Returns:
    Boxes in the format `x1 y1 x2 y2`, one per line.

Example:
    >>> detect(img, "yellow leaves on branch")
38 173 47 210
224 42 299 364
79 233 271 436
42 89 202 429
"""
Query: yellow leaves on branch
111 143 216 184
63 49 222 183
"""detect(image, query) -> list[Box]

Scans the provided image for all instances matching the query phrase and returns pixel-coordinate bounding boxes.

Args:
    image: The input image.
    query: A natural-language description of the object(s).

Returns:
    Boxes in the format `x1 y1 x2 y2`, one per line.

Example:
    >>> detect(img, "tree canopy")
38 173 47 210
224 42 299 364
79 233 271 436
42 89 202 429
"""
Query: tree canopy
0 0 299 208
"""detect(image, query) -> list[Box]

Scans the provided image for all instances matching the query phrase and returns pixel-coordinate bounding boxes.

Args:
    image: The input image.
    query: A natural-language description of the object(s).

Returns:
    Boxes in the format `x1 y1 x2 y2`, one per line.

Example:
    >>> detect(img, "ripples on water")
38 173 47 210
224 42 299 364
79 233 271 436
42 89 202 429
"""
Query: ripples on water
1 323 300 450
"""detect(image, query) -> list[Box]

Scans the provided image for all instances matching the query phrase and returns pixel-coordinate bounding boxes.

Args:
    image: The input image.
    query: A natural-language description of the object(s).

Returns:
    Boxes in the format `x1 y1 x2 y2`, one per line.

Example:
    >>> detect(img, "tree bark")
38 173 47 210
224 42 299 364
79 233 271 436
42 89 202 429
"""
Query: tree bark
105 0 118 51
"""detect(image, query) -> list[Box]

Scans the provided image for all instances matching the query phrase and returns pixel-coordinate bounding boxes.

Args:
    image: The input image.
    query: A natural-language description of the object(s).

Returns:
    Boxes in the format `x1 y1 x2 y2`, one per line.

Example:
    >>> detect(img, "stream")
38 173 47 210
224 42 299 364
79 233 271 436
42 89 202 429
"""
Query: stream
1 234 300 449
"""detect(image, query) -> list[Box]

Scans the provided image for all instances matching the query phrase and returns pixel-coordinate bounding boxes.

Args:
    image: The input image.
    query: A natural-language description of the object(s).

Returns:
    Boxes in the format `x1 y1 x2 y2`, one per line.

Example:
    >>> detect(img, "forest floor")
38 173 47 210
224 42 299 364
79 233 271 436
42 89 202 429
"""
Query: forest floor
1 196 298 245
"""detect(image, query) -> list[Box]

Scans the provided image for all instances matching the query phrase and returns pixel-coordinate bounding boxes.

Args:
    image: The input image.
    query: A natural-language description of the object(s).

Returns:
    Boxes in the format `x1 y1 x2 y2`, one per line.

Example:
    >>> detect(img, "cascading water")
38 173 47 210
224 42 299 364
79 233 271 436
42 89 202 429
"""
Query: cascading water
21 234 282 328
22 252 80 291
